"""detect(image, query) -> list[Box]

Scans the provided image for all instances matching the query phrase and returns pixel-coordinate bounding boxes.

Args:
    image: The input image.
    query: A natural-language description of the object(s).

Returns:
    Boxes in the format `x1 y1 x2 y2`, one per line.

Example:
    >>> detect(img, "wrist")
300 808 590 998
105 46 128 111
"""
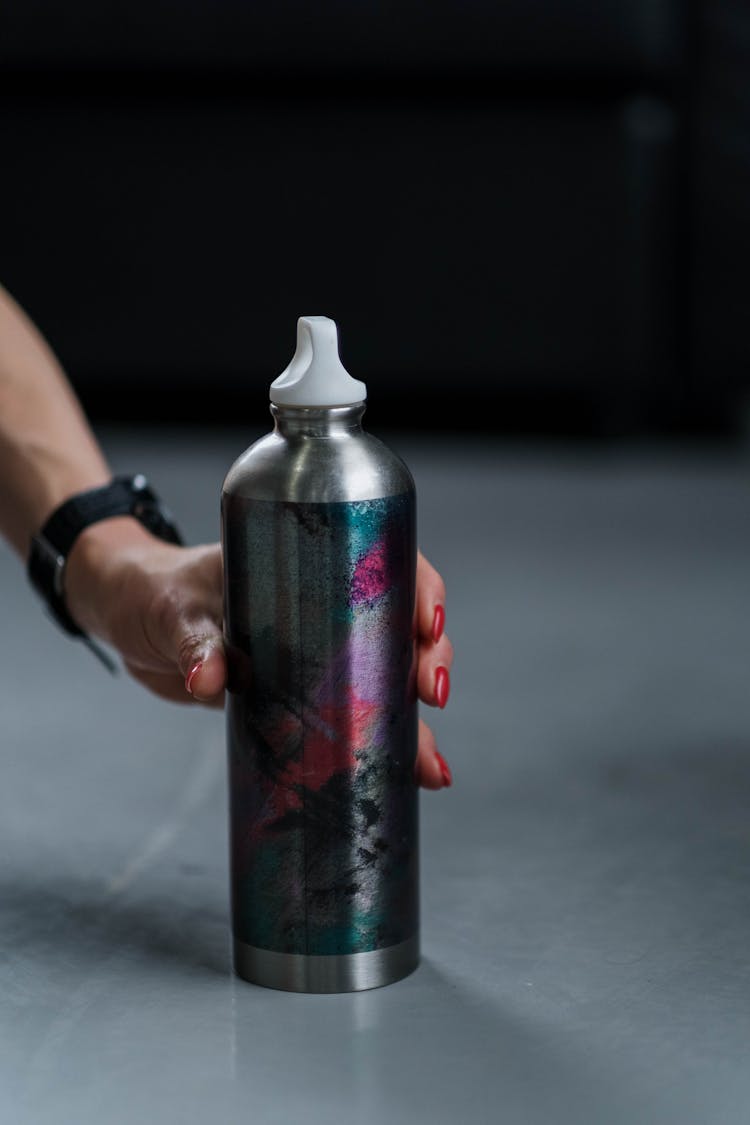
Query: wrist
64 516 160 640
27 474 184 663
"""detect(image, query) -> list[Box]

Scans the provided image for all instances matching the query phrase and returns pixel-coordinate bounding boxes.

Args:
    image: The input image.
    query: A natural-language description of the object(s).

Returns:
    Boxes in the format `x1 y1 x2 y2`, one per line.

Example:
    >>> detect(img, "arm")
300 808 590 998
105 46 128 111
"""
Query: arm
0 285 453 785
0 285 111 554
0 283 226 703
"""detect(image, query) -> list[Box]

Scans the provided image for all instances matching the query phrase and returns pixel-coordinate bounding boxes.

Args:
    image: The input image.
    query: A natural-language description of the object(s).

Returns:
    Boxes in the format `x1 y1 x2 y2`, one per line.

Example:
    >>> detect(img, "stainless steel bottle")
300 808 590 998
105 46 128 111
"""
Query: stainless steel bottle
222 316 418 992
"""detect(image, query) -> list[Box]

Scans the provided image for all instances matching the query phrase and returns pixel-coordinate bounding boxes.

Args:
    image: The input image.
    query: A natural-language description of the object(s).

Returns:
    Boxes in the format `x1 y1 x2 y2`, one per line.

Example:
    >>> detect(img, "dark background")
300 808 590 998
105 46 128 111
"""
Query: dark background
1 0 748 436
5 9 750 1118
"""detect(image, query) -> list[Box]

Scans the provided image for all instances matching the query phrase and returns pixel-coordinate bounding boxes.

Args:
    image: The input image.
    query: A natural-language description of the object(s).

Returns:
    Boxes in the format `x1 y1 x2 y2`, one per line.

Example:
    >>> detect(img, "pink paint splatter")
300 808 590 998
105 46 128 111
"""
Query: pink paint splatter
277 688 378 792
350 540 389 606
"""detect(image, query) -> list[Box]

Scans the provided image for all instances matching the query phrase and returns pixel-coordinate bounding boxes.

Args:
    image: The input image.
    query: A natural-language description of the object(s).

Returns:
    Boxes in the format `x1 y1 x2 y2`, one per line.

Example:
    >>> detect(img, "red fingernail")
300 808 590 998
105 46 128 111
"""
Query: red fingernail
435 750 452 787
186 662 203 694
435 666 450 709
432 604 445 644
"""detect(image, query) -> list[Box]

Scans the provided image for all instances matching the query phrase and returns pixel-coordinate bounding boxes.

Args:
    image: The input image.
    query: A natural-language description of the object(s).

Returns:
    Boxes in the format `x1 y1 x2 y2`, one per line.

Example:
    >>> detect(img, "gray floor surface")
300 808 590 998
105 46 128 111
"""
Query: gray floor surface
2 428 750 1124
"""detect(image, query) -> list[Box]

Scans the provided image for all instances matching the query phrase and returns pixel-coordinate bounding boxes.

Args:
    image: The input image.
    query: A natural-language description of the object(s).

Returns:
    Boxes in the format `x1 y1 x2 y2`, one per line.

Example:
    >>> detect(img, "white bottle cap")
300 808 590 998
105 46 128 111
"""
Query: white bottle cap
270 316 367 406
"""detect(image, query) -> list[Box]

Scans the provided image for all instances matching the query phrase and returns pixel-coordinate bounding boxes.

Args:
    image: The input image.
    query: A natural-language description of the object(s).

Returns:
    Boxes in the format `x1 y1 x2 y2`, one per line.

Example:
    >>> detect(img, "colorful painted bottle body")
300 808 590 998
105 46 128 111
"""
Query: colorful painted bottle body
221 318 419 992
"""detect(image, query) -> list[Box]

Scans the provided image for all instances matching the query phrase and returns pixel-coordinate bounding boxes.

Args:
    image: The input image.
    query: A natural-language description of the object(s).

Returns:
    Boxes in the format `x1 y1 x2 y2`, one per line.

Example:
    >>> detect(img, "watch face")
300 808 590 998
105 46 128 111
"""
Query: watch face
124 476 180 544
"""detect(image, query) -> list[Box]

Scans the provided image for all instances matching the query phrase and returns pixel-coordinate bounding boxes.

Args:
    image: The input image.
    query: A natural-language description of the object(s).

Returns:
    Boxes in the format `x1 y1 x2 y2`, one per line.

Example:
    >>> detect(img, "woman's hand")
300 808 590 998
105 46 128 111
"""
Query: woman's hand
413 551 454 789
65 519 227 705
65 522 453 789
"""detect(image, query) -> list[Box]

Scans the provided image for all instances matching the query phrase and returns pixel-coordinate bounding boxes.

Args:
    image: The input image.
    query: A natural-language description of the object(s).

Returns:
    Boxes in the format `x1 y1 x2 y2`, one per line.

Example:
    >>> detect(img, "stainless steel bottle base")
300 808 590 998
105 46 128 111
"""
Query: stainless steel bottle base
233 934 420 993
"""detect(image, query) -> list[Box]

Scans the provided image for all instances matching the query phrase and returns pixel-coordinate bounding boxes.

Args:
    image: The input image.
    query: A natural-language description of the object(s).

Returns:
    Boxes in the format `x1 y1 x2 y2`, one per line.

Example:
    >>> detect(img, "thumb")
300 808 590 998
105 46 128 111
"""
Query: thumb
157 546 226 702
183 634 227 703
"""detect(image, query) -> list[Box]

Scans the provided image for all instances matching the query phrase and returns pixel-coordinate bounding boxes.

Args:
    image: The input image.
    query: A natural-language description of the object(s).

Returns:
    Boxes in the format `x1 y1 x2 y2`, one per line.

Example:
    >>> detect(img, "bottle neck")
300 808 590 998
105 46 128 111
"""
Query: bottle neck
271 402 366 438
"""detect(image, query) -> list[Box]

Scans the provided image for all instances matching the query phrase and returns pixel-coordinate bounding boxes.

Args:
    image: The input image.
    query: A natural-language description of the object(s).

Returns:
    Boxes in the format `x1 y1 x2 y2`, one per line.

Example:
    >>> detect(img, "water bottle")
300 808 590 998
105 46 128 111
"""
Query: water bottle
222 316 418 992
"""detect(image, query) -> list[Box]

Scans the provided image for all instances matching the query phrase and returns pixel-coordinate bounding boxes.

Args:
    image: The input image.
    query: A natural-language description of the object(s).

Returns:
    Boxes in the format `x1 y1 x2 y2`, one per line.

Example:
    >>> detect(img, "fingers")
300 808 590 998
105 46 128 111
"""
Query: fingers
416 551 447 644
417 633 454 708
416 550 454 708
416 718 452 789
414 551 453 789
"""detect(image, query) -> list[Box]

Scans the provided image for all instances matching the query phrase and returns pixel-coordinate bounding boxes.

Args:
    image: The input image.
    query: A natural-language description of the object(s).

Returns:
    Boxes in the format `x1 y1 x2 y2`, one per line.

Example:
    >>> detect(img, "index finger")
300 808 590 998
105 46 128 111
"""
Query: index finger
416 550 447 643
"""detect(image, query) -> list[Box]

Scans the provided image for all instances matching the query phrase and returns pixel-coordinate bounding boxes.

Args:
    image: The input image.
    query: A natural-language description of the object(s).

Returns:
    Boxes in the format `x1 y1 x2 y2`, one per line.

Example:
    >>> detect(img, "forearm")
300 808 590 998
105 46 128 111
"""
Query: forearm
0 285 111 557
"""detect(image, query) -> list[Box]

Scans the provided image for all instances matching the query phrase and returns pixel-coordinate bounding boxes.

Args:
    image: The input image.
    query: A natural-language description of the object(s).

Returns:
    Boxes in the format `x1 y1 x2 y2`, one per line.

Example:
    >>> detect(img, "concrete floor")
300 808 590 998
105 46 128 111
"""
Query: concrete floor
2 428 750 1124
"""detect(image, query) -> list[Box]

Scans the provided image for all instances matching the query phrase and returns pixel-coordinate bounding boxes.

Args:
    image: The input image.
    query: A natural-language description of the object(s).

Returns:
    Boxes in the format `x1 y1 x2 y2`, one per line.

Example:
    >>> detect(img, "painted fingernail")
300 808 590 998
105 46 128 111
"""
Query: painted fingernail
435 749 452 787
435 666 450 709
432 604 445 644
185 662 203 694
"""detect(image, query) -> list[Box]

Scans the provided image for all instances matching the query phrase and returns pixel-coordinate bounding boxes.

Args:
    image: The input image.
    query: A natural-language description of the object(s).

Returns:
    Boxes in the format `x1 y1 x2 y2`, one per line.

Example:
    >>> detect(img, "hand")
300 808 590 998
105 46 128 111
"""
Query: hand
413 551 454 789
65 522 454 789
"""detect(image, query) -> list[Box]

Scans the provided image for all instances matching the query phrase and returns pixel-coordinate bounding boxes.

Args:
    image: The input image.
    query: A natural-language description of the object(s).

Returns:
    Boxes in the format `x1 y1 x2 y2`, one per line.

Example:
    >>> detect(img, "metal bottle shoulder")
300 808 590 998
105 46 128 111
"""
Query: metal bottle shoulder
222 426 415 505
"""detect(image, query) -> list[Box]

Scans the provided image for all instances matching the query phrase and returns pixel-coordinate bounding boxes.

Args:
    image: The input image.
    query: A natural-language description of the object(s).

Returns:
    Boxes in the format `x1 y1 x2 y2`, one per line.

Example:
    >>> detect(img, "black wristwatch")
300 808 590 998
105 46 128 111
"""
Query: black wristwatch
27 474 183 671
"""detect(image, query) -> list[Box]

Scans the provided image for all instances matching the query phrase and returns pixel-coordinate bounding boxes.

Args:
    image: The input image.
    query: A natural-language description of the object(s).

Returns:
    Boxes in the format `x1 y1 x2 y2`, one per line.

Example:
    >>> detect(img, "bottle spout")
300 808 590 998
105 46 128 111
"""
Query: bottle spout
270 316 367 407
